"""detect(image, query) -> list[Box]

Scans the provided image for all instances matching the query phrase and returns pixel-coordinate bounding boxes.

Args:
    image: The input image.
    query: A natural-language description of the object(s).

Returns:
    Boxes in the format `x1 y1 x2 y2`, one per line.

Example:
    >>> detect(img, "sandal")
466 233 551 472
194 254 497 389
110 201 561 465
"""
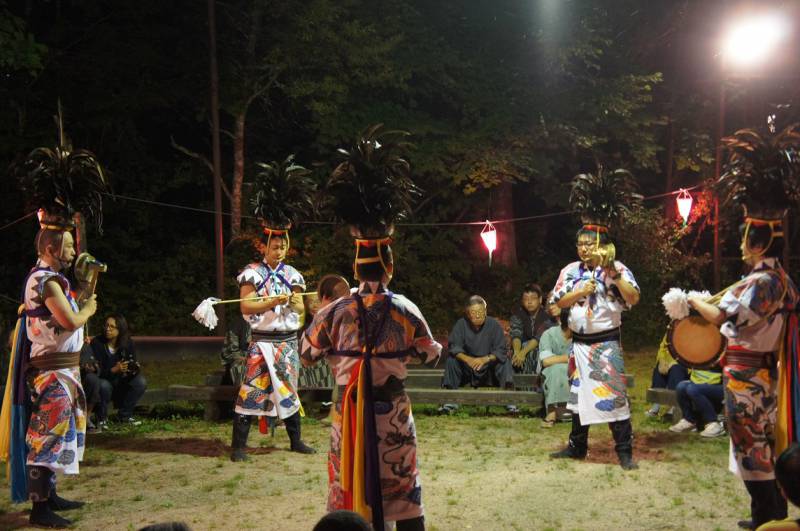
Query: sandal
541 419 555 428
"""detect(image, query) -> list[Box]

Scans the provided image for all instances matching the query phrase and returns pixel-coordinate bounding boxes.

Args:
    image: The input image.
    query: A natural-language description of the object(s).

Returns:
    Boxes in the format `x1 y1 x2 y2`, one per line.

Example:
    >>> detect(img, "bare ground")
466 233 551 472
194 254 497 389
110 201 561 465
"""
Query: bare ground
1 351 798 530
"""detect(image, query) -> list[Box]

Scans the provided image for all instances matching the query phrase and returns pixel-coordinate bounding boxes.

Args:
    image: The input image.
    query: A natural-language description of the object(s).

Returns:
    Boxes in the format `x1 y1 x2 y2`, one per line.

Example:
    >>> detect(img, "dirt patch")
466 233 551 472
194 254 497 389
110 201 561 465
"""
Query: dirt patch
90 435 278 458
0 511 29 530
573 430 683 464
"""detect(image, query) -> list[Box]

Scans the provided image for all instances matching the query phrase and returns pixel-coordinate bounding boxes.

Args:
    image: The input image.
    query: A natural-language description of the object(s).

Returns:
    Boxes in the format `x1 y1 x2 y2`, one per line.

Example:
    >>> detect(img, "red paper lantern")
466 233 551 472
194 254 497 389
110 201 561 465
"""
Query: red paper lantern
676 189 693 225
480 220 497 266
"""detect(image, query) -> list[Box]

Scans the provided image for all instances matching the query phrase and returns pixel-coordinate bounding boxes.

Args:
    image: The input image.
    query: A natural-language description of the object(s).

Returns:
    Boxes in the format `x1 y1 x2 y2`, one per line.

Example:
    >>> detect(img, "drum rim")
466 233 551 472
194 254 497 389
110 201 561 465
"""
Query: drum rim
666 315 727 369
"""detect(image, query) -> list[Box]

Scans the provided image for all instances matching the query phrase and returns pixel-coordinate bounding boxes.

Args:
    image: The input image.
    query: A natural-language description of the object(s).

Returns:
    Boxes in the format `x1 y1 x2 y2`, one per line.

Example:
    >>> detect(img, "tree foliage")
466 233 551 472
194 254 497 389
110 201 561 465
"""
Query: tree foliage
0 1 731 345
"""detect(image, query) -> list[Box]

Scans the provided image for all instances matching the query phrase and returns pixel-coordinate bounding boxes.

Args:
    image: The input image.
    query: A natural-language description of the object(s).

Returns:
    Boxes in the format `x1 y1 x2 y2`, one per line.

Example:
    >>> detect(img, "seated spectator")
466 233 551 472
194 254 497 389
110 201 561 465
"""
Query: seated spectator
510 284 554 374
298 274 350 390
82 314 147 426
668 367 724 437
442 295 513 391
537 307 572 428
220 312 251 387
756 443 800 531
646 334 689 417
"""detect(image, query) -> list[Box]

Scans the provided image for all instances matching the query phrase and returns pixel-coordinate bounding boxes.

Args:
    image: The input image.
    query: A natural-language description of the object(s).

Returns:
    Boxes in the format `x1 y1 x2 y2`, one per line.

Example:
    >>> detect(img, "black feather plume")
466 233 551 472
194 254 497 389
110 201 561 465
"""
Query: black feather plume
569 165 642 228
251 154 316 229
716 124 800 218
18 104 110 231
328 124 420 237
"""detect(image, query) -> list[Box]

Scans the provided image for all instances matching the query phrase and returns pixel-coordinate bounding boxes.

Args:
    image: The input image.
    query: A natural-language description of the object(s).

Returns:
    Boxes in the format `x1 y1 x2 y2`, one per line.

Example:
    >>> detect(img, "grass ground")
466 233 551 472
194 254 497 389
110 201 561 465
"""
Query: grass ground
1 349 798 530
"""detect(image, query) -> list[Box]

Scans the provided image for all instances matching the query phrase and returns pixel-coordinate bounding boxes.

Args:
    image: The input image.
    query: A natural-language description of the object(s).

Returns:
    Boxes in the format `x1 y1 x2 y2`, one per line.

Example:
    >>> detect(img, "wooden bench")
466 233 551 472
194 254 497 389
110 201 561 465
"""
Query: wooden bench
645 388 682 421
173 369 634 420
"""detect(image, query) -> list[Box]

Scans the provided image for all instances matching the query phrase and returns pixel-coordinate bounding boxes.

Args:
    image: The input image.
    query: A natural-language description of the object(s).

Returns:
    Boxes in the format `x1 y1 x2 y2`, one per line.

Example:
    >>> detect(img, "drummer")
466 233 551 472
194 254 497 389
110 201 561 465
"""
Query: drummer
688 219 799 529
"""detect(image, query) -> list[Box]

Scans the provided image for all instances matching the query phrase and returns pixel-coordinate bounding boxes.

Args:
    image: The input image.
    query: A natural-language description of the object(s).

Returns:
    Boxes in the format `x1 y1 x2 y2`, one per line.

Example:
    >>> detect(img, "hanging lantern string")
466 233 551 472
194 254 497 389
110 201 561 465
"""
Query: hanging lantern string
0 184 707 234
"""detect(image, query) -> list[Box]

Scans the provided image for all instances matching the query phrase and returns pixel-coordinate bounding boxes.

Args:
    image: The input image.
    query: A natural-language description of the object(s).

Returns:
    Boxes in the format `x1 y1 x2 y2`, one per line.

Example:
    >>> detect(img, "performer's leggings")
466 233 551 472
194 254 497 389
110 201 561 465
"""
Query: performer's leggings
568 414 633 456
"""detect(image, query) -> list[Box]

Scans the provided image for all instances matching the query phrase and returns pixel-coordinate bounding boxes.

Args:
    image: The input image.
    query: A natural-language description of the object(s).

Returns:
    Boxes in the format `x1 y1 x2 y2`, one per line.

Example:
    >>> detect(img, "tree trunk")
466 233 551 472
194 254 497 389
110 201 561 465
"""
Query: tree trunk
494 180 517 268
664 114 675 220
231 112 245 237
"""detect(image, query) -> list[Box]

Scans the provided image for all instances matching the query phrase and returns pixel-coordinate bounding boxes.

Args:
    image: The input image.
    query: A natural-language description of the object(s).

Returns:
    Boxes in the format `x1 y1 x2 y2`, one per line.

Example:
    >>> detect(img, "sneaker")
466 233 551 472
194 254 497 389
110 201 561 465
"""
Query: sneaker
506 404 520 414
97 420 109 431
669 418 697 433
437 403 459 414
699 421 725 438
644 405 660 418
119 417 142 426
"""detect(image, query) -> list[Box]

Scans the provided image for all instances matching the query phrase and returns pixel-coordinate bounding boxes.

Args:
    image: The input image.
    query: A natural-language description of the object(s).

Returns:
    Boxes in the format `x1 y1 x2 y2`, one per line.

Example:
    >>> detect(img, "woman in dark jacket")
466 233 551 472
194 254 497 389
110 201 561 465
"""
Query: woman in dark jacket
82 313 147 427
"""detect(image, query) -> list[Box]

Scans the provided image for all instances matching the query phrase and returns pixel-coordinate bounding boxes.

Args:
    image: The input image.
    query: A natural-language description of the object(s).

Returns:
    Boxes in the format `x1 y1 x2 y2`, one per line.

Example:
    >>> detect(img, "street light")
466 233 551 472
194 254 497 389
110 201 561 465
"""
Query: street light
721 12 791 69
712 10 792 290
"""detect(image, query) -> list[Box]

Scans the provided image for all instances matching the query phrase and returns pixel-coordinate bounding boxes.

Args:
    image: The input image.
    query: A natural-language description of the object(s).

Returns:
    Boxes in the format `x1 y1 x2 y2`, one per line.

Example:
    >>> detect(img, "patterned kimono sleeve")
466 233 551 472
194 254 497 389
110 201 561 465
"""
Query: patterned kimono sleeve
285 264 307 291
300 306 334 364
609 261 640 311
719 272 783 339
236 264 264 289
550 263 578 305
397 296 442 363
509 314 523 341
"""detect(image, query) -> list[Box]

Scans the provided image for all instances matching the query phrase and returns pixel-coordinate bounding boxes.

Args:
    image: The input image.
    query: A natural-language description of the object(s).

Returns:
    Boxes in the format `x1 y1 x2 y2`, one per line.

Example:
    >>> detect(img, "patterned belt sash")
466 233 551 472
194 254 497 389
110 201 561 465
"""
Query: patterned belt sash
251 330 297 343
723 347 777 369
29 351 80 370
572 327 621 345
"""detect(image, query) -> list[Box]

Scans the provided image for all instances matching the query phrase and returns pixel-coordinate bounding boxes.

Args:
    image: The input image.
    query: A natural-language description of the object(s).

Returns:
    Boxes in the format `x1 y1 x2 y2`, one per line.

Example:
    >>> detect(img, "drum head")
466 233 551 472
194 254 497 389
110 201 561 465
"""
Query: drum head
667 315 726 369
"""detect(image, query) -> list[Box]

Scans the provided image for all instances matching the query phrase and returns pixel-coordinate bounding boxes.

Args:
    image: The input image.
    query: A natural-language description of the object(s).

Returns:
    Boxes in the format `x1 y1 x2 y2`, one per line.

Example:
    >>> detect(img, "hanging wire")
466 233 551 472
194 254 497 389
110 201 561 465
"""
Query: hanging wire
0 183 707 233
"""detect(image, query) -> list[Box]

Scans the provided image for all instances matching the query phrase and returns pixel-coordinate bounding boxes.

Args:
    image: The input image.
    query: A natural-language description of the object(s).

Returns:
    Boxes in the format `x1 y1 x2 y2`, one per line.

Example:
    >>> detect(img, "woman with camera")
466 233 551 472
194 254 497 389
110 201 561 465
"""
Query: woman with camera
82 313 147 428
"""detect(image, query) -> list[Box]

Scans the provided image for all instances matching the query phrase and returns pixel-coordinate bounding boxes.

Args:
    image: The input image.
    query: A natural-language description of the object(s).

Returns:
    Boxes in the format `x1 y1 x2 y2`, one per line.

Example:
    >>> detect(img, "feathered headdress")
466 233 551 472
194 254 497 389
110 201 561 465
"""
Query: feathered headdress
250 154 316 248
18 103 110 233
715 123 800 259
327 124 420 281
716 124 800 220
328 124 419 239
569 165 643 230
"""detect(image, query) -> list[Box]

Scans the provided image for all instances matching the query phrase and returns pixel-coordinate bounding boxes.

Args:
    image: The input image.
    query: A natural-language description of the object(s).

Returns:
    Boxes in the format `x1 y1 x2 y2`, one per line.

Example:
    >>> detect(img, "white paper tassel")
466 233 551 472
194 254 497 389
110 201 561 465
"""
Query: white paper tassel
661 288 690 320
687 290 711 301
192 298 220 330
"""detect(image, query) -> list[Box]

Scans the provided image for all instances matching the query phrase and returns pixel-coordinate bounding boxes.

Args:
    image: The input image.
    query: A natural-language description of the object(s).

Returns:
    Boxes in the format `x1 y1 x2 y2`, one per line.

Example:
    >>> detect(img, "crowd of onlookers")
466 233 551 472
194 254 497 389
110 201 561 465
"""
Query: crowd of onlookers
438 284 572 426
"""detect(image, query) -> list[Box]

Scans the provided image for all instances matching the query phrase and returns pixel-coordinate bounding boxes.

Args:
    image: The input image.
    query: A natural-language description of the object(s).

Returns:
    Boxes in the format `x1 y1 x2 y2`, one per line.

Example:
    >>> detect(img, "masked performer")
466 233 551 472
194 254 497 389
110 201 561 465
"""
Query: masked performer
301 125 442 531
688 125 800 529
0 118 109 528
230 155 317 461
549 166 642 470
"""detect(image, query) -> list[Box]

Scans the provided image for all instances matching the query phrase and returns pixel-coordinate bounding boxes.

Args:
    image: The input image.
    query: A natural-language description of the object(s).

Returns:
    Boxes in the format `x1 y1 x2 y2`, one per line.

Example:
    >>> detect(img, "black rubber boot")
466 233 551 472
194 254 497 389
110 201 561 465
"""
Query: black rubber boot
550 414 588 459
230 414 252 462
744 479 788 528
48 490 85 511
284 412 316 454
611 419 638 470
30 501 72 528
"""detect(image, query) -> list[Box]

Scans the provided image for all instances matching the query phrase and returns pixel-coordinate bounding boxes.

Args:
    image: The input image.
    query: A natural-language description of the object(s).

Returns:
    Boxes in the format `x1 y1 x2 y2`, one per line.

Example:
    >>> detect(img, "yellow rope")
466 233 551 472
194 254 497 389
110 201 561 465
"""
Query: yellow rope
210 292 317 305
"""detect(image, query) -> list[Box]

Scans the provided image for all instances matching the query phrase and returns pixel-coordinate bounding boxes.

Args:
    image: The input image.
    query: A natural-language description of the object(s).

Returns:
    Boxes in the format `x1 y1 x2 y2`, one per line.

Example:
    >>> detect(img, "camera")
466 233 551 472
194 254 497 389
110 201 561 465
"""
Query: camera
120 355 141 378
